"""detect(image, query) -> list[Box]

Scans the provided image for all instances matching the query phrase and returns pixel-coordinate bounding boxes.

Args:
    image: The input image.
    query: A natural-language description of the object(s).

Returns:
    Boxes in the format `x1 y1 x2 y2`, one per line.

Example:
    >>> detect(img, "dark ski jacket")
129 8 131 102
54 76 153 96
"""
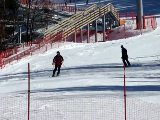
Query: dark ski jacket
122 47 128 59
53 55 64 66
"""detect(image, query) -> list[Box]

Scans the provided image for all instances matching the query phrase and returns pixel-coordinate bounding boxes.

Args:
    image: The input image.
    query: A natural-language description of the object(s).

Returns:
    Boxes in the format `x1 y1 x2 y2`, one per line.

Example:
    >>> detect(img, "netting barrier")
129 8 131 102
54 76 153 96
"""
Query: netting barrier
0 93 28 120
1 93 160 120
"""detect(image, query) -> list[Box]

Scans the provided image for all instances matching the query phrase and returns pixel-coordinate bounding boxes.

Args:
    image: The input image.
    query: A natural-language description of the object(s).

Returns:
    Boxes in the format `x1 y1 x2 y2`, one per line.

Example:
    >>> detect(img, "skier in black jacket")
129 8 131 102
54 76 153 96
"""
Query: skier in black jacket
121 45 131 67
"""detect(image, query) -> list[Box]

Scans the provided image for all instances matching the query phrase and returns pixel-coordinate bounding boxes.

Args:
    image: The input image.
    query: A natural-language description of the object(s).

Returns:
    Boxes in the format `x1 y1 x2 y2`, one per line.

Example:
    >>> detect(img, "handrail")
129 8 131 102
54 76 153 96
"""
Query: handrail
45 4 98 35
44 3 119 40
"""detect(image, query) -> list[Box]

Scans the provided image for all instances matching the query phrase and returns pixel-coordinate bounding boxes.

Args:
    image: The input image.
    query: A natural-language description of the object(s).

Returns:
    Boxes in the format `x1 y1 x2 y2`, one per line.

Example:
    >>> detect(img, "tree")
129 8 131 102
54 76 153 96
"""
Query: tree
0 0 19 53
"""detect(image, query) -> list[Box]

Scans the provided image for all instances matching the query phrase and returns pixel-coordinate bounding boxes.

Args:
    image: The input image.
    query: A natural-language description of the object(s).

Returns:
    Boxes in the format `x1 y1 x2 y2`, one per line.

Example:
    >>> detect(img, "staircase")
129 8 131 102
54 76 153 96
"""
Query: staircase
44 3 119 40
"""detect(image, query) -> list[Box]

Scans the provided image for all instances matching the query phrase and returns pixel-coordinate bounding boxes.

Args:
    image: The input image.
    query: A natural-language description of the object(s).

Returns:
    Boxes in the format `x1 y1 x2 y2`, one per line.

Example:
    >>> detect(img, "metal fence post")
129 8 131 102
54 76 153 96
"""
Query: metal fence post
28 63 30 120
124 66 127 120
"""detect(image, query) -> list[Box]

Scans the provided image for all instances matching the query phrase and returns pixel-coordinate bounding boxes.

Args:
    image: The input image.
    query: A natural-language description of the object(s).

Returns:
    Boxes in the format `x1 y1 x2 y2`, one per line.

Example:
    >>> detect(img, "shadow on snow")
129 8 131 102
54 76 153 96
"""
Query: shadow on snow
1 62 160 81
18 85 160 94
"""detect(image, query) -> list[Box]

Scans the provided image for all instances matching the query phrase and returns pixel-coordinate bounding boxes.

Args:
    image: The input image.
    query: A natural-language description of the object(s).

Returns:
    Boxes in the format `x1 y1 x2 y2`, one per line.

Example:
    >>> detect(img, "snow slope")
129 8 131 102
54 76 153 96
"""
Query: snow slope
0 17 160 120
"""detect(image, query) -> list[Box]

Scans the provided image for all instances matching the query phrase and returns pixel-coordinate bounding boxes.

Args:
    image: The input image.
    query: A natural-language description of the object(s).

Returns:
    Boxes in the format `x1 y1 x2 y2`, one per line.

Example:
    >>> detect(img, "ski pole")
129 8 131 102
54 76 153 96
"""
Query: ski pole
63 63 70 75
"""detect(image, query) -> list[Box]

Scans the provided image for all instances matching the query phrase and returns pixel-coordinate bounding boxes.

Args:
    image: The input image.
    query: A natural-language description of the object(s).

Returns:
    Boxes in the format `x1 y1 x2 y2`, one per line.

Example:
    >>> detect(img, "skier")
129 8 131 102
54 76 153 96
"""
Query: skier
121 45 131 67
52 51 64 77
64 0 67 6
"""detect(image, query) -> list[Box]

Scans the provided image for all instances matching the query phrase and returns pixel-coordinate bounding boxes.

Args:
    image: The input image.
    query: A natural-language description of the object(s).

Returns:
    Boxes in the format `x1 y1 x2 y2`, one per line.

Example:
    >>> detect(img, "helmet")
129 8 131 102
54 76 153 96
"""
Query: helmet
57 51 60 54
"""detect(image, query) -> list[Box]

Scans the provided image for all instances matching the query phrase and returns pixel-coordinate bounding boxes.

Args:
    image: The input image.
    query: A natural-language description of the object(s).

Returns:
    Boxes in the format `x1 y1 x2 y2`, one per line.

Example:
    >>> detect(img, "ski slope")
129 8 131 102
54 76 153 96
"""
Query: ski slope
0 18 160 120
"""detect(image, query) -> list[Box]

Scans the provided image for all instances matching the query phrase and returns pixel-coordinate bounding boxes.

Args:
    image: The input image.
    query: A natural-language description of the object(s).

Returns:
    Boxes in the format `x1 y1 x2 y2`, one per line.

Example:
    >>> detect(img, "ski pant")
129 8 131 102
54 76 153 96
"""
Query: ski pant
122 57 131 66
53 65 61 75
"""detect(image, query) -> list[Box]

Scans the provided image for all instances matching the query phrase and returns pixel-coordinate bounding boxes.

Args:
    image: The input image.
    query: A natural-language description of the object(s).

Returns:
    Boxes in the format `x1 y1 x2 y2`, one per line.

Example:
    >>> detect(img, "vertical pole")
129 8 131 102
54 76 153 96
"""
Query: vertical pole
86 0 88 5
3 0 5 46
107 29 109 40
17 53 18 61
28 63 30 120
136 15 138 29
80 28 83 43
64 31 66 47
18 26 20 44
50 35 52 49
23 44 24 50
143 15 146 29
124 66 127 120
124 24 126 39
131 11 134 22
20 26 22 44
124 66 126 96
30 43 32 56
45 37 47 52
95 20 97 42
2 52 4 66
103 15 106 42
137 0 143 29
74 29 76 43
87 24 90 43
27 0 31 44
0 54 2 69
75 0 76 14
39 40 41 54
126 11 128 20
58 33 59 48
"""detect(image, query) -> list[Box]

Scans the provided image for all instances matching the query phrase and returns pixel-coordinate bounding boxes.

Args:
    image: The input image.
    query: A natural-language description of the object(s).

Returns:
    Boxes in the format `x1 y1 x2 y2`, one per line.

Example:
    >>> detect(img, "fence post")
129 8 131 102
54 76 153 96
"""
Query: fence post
39 40 41 54
50 35 53 49
155 16 157 28
45 37 47 52
146 14 149 26
151 16 153 30
124 24 126 39
2 52 5 67
124 66 127 120
95 19 97 42
87 24 90 43
136 15 138 29
131 11 134 22
0 53 3 69
143 15 146 29
107 29 110 40
80 28 83 43
103 14 106 42
28 63 30 120
17 53 19 61
58 33 60 48
30 43 32 56
74 29 77 43
126 11 128 20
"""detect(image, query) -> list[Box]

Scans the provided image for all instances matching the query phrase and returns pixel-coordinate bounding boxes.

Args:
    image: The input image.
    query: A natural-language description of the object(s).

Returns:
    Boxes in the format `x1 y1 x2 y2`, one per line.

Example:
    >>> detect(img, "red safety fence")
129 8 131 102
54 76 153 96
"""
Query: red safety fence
0 32 65 69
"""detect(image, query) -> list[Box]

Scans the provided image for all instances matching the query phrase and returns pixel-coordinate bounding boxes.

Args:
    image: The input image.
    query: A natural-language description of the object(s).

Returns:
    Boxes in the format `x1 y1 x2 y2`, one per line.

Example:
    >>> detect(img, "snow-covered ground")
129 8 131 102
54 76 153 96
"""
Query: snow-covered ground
1 12 160 120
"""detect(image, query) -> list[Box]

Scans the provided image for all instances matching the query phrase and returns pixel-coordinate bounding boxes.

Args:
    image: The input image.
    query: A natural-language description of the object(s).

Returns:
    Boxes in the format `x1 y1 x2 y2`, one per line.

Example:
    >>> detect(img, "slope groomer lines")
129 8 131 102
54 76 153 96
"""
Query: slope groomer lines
44 3 119 40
